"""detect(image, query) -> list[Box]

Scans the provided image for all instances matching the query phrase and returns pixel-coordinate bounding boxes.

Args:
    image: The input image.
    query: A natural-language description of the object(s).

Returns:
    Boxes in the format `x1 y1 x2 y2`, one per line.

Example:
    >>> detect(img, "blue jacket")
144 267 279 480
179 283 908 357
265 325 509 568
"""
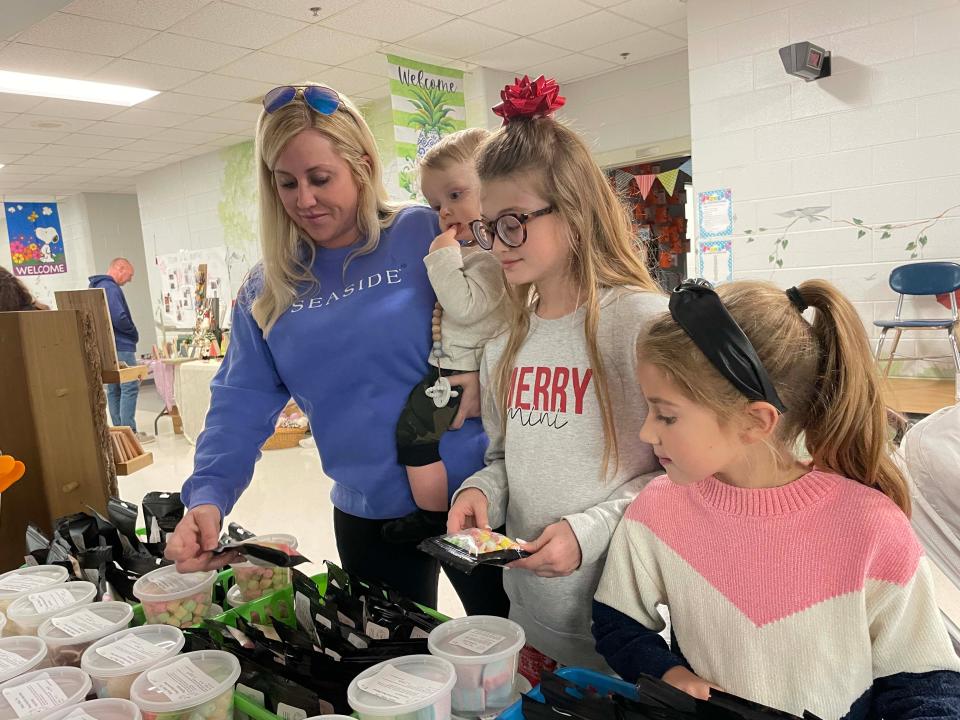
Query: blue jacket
88 274 138 352
182 206 488 519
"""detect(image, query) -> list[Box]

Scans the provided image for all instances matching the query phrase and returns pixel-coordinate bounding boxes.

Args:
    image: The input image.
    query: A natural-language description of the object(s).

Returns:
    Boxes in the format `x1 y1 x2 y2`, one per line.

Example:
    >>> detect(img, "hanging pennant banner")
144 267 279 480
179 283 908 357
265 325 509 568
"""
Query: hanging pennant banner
634 174 656 199
657 168 680 196
613 170 633 192
678 158 692 177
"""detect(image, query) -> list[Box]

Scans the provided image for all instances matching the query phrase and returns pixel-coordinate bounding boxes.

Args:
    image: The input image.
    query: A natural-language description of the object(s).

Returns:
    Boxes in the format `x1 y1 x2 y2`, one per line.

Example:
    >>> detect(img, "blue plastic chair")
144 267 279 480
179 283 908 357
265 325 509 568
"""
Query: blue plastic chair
874 261 960 376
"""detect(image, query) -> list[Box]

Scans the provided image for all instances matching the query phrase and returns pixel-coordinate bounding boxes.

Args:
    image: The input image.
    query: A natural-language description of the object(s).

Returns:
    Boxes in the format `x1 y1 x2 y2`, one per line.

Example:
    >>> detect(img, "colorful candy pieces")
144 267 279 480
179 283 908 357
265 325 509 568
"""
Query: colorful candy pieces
142 593 211 628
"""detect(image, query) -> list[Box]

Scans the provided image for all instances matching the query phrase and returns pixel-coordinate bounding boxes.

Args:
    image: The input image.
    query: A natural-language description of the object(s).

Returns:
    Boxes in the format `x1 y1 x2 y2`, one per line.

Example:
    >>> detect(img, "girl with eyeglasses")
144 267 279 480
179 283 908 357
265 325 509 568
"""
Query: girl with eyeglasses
165 84 507 617
446 77 668 674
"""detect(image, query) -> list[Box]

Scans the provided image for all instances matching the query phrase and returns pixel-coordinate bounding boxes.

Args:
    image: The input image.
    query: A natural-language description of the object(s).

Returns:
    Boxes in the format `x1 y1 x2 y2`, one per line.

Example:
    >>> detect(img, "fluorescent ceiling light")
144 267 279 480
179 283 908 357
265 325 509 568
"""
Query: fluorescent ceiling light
0 70 158 106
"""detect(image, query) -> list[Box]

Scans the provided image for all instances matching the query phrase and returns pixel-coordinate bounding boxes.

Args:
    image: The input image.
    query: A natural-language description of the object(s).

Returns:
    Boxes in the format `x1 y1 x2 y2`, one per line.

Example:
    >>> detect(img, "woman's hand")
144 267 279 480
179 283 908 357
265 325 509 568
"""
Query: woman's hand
661 666 723 701
164 504 240 572
447 371 480 429
508 520 582 577
429 226 459 254
447 488 489 533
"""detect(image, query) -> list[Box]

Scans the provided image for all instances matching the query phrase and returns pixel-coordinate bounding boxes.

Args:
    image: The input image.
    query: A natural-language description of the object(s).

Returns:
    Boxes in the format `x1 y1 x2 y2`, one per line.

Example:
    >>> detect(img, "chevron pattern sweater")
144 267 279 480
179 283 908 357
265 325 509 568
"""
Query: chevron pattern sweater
593 470 960 719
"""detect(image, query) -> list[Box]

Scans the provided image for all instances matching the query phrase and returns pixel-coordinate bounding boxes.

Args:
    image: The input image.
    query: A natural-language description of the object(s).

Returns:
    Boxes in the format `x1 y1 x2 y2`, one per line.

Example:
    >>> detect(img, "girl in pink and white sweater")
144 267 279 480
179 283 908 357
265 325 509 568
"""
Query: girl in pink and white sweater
593 279 960 720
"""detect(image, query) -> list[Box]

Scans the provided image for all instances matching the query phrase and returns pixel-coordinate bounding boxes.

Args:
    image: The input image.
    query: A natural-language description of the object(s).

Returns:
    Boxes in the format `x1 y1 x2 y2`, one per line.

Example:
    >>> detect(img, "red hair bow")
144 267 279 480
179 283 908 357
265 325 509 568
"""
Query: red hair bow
492 75 566 125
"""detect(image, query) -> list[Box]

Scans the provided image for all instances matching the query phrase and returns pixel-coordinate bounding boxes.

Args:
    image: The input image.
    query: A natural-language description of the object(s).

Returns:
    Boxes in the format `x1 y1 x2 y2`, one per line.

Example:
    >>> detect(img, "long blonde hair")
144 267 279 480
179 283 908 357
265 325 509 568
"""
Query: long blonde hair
639 280 910 514
252 86 404 335
476 116 660 473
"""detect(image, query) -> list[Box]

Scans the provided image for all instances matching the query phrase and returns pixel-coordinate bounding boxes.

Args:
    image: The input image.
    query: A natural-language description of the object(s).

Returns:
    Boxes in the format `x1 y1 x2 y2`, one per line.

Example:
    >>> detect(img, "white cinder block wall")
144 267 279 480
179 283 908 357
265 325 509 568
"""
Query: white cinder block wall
687 0 960 378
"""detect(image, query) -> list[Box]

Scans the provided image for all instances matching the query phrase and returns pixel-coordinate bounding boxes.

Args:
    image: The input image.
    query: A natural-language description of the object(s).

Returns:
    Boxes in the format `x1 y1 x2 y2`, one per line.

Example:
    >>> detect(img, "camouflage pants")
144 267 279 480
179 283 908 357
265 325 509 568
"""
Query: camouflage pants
396 368 462 466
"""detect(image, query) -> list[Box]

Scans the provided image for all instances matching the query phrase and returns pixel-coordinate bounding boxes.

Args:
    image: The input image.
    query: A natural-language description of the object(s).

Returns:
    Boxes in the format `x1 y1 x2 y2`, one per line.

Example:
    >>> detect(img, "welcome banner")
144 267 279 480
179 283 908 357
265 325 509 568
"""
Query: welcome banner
5 201 67 276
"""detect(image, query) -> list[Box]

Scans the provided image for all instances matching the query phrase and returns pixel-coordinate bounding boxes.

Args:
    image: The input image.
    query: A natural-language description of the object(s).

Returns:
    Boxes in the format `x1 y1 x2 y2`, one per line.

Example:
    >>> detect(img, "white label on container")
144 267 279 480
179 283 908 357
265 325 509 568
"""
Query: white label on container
148 574 184 592
365 621 389 641
50 608 114 637
276 703 307 720
0 575 48 592
447 629 507 654
96 634 165 666
27 588 75 614
147 657 220 703
357 665 445 706
0 649 25 671
1 674 69 719
410 627 429 640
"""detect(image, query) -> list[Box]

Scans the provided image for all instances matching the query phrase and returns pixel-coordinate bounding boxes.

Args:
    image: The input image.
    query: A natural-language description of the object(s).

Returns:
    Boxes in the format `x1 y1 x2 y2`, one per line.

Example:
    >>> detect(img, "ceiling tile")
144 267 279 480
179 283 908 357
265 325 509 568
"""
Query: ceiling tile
62 0 212 30
173 74 275 102
0 112 15 125
16 13 155 57
0 43 112 79
403 18 515 59
0 165 55 176
137 92 235 114
54 166 106 177
302 68 383 97
583 0 627 6
323 0 454 42
167 2 307 49
33 144 107 158
98 148 167 162
465 38 568 72
108 107 201 127
125 33 248 71
584 28 685 63
7 157 84 170
376 43 472 71
609 0 687 27
0 174 51 184
216 52 330 84
0 142 45 154
223 0 358 23
76 157 137 169
122 139 196 154
209 102 262 122
3 114 95 134
87 59 203 91
266 25 380 65
26 99 123 121
530 53 617 82
0 153 26 165
77 121 156 139
468 0 595 34
660 18 686 38
340 52 392 76
531 11 649 52
177 115 253 133
409 0 503 14
0 128 69 144
152 127 226 144
58 133 133 148
198 134 251 148
0 94 44 114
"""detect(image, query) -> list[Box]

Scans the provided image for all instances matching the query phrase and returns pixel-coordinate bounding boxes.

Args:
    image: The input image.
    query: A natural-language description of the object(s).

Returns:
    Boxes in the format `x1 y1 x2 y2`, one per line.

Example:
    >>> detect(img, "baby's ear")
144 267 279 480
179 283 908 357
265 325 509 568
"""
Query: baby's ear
739 402 780 444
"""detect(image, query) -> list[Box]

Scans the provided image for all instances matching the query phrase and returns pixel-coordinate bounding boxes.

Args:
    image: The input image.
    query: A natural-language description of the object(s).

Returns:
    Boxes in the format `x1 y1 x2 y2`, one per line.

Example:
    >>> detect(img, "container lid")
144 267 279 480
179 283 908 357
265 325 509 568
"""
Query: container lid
0 666 92 720
129 650 240 713
41 698 141 720
132 567 216 603
38 602 134 647
347 655 456 716
0 637 48 684
6 583 97 626
81 625 185 679
427 616 525 666
224 586 244 609
0 567 69 602
232 534 299 568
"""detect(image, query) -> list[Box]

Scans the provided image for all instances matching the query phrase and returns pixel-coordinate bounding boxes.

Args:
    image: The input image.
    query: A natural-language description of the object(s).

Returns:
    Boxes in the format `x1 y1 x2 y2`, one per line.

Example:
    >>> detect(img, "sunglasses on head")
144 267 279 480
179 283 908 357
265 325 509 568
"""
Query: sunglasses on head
263 85 341 115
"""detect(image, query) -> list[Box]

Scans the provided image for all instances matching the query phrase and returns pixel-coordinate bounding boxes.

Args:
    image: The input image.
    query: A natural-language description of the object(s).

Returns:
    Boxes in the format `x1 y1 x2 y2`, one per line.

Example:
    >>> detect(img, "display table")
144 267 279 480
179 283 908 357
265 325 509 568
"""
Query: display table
173 358 223 445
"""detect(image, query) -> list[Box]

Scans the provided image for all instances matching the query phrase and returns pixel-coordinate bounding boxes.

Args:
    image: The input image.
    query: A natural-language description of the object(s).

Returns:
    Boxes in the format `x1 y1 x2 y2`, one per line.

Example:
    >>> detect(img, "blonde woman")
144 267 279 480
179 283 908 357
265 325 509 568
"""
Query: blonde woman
166 84 505 615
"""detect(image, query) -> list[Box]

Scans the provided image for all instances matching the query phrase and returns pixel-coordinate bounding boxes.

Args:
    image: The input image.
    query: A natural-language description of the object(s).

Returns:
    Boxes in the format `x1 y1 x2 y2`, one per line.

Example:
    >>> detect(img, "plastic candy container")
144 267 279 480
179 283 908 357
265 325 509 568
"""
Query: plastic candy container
427 616 525 717
39 602 135 668
0 566 69 616
129 650 240 720
43 698 142 720
5 582 98 637
133 567 216 628
347 655 456 720
82 625 185 701
0 666 92 720
230 534 298 602
0 637 49 684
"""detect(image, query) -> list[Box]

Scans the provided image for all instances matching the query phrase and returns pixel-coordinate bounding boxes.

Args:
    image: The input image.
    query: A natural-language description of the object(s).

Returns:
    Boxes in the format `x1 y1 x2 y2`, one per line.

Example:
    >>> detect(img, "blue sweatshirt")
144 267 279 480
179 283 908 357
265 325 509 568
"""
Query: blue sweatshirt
182 205 488 520
88 274 138 352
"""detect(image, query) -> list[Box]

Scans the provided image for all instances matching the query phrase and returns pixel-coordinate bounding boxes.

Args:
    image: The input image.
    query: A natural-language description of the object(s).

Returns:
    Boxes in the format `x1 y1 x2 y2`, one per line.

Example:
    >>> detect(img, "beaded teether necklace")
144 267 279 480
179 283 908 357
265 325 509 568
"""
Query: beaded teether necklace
425 301 459 408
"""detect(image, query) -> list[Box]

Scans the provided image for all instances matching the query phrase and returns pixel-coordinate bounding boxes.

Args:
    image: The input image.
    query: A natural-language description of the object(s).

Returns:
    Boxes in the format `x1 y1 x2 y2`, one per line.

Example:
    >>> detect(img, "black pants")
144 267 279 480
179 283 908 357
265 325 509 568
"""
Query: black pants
333 507 510 618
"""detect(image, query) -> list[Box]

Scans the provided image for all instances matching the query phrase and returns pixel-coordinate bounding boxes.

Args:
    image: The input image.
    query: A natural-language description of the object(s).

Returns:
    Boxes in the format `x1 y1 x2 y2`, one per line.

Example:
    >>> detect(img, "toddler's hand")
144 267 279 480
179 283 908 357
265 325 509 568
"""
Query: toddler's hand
509 520 582 577
430 226 460 253
661 666 723 701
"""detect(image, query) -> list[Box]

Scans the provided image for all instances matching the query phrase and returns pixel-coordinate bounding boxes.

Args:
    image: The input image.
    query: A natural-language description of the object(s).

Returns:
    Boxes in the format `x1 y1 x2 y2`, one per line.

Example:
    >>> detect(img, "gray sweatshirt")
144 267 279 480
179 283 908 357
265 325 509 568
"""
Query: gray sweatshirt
455 287 668 669
423 245 505 372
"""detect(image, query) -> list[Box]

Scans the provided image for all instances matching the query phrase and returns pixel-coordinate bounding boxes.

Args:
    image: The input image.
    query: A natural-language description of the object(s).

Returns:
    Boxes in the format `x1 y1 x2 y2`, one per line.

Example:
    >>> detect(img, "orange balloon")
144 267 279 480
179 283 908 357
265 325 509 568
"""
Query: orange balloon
0 461 25 493
0 456 13 476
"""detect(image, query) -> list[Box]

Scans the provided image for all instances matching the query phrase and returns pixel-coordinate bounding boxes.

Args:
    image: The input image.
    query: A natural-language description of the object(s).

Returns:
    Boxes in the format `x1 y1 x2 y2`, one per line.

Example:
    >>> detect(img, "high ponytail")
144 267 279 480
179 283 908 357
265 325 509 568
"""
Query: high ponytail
799 280 910 514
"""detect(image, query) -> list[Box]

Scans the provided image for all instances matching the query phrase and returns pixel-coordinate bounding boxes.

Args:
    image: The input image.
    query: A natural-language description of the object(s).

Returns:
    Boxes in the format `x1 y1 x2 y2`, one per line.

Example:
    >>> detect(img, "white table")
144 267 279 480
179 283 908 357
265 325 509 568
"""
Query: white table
173 359 223 445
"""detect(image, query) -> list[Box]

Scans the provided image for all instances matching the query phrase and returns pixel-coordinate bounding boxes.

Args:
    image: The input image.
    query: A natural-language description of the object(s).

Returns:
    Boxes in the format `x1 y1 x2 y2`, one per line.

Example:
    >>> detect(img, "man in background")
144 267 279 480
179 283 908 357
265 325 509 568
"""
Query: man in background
89 258 154 444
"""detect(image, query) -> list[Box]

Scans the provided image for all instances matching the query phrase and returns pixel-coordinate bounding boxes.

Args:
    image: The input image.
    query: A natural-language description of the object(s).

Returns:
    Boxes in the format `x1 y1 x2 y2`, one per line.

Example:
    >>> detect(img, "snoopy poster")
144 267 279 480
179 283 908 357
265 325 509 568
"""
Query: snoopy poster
5 202 68 277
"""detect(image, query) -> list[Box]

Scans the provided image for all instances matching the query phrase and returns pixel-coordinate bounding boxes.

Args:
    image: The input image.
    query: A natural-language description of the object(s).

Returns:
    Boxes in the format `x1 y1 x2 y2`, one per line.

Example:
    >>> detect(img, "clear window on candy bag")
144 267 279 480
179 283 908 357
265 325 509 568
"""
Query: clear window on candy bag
418 529 530 574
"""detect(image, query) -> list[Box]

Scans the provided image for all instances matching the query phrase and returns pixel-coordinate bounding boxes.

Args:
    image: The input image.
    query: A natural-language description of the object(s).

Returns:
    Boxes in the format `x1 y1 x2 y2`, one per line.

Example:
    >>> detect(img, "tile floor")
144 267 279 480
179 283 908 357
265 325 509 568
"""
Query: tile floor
122 387 466 618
